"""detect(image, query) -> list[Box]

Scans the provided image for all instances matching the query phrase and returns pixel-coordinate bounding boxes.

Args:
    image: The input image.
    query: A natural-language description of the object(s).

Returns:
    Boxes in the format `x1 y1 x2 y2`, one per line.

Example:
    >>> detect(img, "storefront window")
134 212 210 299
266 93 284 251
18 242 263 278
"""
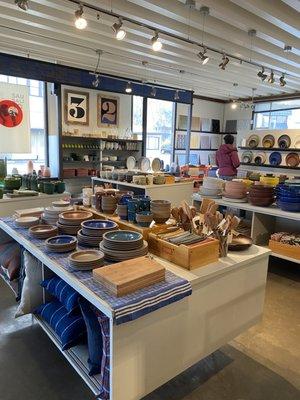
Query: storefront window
132 95 143 134
146 98 175 166
0 75 46 174
254 99 300 130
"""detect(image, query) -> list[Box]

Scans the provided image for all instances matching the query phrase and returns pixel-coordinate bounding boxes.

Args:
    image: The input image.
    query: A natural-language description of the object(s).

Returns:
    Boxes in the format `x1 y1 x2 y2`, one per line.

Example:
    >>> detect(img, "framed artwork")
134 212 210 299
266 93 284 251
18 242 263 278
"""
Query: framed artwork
64 90 89 125
97 95 119 127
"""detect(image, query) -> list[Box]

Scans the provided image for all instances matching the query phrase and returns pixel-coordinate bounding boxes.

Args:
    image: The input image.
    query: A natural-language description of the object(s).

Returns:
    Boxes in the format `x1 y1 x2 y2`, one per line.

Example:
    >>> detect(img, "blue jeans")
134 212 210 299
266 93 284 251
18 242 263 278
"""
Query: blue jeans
219 175 236 181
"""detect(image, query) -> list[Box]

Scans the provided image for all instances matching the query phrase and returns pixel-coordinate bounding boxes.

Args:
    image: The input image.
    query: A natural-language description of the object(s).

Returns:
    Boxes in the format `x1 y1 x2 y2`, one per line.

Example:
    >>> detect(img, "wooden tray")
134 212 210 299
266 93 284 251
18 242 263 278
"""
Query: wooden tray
148 233 219 270
269 240 300 260
93 256 165 297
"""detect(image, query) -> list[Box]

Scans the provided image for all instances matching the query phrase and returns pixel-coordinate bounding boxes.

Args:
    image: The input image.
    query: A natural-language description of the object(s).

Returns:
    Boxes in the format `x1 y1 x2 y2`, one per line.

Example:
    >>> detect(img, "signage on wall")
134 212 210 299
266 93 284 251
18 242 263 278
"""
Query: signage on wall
0 82 31 153
64 90 89 125
98 95 119 127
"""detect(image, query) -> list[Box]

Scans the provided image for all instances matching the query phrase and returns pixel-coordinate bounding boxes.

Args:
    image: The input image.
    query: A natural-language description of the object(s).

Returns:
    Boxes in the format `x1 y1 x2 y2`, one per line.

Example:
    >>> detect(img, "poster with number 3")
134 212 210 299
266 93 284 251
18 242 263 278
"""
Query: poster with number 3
65 90 89 125
98 95 119 128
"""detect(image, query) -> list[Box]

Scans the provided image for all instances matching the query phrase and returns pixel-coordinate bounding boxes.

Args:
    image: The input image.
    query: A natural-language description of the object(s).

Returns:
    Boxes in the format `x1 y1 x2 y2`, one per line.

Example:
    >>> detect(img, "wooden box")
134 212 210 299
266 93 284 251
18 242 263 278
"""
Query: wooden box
148 233 219 270
269 240 300 260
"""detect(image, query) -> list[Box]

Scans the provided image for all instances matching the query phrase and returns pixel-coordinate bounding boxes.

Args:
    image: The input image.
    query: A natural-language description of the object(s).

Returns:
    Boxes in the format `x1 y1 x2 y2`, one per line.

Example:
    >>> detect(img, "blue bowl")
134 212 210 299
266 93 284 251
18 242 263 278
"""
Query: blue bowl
47 235 76 245
82 219 117 230
277 196 300 203
277 200 300 212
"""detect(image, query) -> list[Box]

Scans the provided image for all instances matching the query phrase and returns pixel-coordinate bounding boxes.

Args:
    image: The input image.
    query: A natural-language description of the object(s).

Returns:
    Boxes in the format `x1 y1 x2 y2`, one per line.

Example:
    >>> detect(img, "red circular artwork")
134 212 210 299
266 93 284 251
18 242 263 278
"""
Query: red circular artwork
0 100 23 128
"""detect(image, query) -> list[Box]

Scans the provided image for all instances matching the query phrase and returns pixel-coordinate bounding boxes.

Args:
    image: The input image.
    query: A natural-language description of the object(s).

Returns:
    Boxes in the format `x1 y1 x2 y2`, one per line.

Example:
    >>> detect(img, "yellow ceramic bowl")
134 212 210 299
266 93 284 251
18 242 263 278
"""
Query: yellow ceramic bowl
260 176 279 186
164 175 175 184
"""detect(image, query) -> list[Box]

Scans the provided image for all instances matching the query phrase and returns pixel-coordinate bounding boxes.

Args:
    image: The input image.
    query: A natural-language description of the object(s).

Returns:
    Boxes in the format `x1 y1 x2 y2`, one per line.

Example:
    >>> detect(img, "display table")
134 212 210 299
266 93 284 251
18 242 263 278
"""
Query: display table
0 218 270 400
0 193 70 217
92 177 194 206
193 193 300 264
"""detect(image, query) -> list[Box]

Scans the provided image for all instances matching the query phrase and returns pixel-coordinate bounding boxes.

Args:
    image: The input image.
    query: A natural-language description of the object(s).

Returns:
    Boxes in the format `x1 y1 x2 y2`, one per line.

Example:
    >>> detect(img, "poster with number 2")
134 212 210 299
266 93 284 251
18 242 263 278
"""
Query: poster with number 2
65 90 89 125
98 95 119 127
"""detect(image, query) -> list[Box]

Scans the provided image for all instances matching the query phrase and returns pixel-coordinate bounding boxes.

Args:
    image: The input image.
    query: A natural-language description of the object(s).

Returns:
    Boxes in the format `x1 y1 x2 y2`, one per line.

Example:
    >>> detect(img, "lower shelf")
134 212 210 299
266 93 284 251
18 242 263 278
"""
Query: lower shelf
34 315 102 396
261 246 300 264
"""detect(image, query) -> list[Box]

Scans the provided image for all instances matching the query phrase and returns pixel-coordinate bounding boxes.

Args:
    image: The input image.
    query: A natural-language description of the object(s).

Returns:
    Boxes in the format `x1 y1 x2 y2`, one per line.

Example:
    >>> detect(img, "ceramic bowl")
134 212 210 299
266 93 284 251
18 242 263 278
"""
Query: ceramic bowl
248 196 274 207
277 200 300 212
247 134 259 148
269 152 282 166
262 134 275 148
278 134 291 149
286 153 300 167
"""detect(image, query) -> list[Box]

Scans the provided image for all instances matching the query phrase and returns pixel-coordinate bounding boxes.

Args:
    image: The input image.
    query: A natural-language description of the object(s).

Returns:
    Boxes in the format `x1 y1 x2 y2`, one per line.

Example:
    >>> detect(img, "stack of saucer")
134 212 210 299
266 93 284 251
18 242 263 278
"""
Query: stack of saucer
69 250 105 271
150 200 171 224
45 235 77 253
199 177 224 198
57 210 93 235
100 230 148 262
77 219 118 247
222 181 248 202
15 216 40 228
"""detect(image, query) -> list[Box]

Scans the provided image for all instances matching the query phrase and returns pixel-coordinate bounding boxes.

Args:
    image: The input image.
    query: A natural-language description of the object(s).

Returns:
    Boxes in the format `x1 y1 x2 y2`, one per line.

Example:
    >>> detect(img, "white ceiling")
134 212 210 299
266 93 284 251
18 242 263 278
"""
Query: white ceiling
0 0 299 100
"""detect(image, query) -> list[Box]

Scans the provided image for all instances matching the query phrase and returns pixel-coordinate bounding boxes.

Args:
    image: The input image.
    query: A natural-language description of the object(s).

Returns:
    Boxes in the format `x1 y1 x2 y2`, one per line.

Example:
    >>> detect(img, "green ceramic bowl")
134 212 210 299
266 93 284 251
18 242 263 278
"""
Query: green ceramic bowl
43 182 55 195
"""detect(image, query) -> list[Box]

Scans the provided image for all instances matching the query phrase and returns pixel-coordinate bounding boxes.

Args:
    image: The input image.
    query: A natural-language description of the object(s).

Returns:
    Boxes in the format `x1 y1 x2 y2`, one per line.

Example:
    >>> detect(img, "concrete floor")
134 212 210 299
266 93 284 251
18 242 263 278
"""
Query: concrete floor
0 260 299 400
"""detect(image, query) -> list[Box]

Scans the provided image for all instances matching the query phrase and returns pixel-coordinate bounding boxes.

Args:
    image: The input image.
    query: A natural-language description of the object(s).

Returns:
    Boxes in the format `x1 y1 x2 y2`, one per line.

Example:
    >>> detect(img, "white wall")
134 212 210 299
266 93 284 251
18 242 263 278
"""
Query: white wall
61 85 132 137
176 98 224 165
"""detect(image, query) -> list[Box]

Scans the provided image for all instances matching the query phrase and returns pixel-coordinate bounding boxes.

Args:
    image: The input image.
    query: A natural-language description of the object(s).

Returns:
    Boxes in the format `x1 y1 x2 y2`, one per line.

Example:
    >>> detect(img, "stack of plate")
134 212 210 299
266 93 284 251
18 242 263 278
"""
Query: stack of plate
42 206 73 225
78 219 118 247
57 211 93 235
15 216 40 228
199 177 224 198
100 230 148 262
45 235 77 253
52 200 71 210
69 250 105 271
29 224 58 239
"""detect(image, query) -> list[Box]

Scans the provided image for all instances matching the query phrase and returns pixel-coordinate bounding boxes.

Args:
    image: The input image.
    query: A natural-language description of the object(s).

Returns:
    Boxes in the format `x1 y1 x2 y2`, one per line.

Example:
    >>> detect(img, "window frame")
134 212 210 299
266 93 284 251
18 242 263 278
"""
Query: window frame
253 99 300 130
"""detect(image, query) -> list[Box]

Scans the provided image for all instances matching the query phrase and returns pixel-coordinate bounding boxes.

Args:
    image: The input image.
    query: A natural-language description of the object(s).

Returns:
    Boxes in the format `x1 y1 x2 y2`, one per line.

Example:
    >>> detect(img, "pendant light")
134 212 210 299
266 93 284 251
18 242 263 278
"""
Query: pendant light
112 18 126 40
75 4 87 30
91 50 102 88
150 86 157 97
151 31 162 51
125 82 133 93
174 90 180 101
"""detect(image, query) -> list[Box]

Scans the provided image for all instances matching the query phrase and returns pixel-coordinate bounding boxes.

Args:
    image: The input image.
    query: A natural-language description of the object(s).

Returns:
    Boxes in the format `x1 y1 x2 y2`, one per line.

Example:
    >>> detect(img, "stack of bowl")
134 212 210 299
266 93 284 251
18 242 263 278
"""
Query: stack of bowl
15 216 40 228
222 181 248 202
68 250 105 271
45 235 77 253
77 219 118 247
276 183 300 212
101 195 117 214
57 210 93 235
136 211 153 227
260 175 279 187
248 184 275 207
153 175 166 185
199 177 224 198
150 200 171 224
42 201 72 225
99 230 148 262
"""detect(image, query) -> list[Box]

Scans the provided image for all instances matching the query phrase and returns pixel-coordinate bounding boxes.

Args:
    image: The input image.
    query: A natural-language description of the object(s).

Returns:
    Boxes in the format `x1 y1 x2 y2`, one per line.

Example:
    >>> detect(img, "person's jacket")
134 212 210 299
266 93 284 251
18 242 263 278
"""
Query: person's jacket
216 144 240 176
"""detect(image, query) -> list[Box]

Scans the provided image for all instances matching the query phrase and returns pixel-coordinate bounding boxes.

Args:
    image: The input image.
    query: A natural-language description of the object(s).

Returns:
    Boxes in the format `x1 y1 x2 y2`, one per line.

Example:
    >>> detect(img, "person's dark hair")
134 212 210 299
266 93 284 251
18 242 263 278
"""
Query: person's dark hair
224 134 234 145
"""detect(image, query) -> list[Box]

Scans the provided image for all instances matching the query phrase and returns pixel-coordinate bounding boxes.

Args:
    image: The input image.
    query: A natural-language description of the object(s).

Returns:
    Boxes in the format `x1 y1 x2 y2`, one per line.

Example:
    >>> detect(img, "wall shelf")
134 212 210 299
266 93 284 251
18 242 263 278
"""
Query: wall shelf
239 147 300 152
176 129 237 135
175 148 218 151
240 162 300 170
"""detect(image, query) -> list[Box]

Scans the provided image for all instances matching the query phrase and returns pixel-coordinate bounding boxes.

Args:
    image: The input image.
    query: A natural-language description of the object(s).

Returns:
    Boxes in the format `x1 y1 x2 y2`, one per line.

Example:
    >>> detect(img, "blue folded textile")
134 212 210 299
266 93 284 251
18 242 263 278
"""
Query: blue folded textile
41 276 80 315
35 300 86 350
79 298 103 376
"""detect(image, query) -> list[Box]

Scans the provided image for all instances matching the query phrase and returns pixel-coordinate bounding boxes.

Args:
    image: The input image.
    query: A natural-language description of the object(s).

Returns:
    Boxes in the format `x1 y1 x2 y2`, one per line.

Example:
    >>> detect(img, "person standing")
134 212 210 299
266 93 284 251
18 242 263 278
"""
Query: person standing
216 134 240 180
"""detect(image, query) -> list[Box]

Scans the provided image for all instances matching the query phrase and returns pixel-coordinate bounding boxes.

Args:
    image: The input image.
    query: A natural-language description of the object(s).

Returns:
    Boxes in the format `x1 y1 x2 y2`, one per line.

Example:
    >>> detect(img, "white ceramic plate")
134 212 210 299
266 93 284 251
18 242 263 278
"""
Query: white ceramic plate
139 157 151 172
126 156 136 170
152 158 161 172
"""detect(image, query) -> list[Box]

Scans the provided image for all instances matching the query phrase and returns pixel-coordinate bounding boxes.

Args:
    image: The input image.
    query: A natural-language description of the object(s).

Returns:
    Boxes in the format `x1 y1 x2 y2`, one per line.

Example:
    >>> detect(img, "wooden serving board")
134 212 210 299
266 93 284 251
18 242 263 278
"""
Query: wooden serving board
93 256 165 297
15 207 44 217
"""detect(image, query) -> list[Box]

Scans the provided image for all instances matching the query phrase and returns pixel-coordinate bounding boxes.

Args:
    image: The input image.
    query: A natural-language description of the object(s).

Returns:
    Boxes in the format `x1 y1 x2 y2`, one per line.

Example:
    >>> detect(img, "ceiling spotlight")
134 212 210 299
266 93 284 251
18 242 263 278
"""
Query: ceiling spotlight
219 54 229 70
197 47 209 65
150 86 157 97
284 44 292 52
125 81 132 94
15 0 29 10
151 32 162 52
112 18 126 40
75 4 87 30
268 70 275 84
257 67 268 82
279 73 286 87
92 74 100 88
174 90 180 101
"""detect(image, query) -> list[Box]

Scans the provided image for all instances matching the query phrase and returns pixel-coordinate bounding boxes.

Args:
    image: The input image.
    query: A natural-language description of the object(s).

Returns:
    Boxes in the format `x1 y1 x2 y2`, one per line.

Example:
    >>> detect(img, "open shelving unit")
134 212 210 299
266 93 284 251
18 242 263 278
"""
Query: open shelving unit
240 162 300 170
